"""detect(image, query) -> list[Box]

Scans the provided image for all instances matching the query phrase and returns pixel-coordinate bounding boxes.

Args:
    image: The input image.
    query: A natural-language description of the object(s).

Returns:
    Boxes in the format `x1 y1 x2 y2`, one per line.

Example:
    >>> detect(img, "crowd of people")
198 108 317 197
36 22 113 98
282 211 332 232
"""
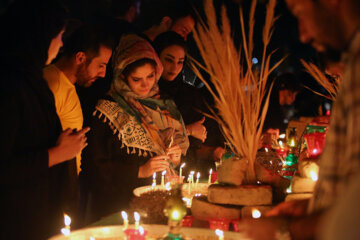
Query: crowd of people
0 0 359 239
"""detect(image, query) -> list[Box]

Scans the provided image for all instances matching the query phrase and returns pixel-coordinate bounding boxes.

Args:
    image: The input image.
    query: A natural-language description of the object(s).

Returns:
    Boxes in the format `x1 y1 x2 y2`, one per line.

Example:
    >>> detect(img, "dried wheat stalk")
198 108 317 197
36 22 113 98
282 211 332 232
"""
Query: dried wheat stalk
300 59 340 101
190 0 283 183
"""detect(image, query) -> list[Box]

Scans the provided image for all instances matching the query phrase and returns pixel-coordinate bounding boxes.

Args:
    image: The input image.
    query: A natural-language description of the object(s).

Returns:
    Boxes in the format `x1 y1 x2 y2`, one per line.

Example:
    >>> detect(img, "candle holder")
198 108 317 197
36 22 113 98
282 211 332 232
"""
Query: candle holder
181 215 194 227
124 228 147 240
304 132 326 158
208 218 231 231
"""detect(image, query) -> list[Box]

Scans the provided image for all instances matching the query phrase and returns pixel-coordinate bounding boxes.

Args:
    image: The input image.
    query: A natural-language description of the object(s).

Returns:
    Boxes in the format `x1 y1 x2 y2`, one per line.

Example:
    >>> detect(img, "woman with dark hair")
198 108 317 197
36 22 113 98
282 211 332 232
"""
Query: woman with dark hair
80 34 189 223
153 31 225 177
0 1 88 239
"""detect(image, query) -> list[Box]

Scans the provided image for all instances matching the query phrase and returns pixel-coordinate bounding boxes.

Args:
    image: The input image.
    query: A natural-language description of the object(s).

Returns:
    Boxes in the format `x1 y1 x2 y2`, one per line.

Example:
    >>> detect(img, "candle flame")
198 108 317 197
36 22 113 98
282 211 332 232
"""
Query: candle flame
279 133 286 139
162 170 166 176
121 211 128 220
153 172 156 179
252 209 261 218
90 237 95 240
196 172 200 179
152 182 156 187
190 171 195 175
312 149 318 154
265 147 268 152
209 168 213 175
215 229 224 238
64 214 71 226
61 228 70 236
134 212 140 222
172 210 180 220
279 140 283 147
183 197 192 208
290 139 295 147
139 226 145 235
286 187 292 193
310 170 318 181
180 163 186 168
165 182 171 190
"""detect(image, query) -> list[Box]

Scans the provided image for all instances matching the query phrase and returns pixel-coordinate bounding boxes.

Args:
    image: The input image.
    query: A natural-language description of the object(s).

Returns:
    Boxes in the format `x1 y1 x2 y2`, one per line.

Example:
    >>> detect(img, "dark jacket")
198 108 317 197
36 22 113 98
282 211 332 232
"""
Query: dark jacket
80 97 151 224
0 55 77 239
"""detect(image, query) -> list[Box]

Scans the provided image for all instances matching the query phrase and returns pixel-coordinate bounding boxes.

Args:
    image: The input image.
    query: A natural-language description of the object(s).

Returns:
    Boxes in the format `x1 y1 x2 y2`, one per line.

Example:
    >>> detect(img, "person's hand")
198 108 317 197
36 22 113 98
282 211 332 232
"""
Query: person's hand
138 155 170 178
237 217 288 240
213 146 225 161
48 127 90 167
266 199 309 217
186 117 207 142
166 145 182 165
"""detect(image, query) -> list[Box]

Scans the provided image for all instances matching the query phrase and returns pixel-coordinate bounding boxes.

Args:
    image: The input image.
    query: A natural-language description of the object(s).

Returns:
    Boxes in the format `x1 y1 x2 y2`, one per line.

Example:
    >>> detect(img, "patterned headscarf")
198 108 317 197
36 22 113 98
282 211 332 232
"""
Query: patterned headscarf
95 34 189 157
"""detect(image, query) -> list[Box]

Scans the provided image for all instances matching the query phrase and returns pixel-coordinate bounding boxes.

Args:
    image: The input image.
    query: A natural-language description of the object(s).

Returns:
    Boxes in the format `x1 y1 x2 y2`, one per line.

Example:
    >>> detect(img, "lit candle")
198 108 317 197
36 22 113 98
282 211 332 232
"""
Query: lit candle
279 133 286 139
290 138 295 147
187 175 191 194
134 212 140 230
179 163 185 178
152 172 156 187
265 147 269 152
121 211 128 230
139 226 145 235
279 140 283 148
208 168 213 184
60 214 71 236
161 170 166 187
190 171 195 187
251 209 261 219
215 229 224 240
310 170 318 181
165 182 171 191
196 172 200 187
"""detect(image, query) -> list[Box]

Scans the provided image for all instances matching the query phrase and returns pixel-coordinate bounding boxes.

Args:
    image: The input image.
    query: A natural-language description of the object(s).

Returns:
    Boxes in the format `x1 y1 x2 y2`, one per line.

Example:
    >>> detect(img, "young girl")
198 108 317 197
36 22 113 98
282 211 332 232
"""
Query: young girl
80 34 189 223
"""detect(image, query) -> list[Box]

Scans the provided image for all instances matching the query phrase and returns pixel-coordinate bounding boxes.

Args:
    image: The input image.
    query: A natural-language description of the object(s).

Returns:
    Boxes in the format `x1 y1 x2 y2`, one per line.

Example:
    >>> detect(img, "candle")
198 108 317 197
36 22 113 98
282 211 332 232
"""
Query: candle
161 170 166 187
187 175 191 194
251 209 261 218
215 229 224 240
121 211 128 230
60 214 71 236
152 172 156 187
190 171 195 187
196 172 200 187
310 170 318 181
208 168 213 184
179 163 185 178
134 212 140 230
165 182 171 191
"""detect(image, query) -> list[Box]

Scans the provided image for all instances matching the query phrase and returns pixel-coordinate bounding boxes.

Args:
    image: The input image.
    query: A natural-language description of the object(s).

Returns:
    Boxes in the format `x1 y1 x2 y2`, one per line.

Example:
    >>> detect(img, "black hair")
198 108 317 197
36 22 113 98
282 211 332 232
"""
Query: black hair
61 24 114 60
275 72 302 92
136 0 196 31
110 0 140 17
122 58 157 80
153 31 187 55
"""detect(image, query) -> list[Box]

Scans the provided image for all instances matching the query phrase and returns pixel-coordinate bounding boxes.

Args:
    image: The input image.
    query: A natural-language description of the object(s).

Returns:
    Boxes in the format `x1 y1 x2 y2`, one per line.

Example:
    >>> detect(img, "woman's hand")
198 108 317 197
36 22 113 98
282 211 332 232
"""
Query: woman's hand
186 116 207 142
138 155 170 178
166 145 182 165
48 127 90 167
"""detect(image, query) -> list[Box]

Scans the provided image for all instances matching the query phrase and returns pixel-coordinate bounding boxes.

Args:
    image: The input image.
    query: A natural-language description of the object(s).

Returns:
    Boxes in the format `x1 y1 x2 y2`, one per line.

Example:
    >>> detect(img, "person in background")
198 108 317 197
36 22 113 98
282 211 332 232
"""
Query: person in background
238 0 360 239
0 0 89 239
153 31 224 176
80 34 189 224
44 24 113 174
137 0 195 42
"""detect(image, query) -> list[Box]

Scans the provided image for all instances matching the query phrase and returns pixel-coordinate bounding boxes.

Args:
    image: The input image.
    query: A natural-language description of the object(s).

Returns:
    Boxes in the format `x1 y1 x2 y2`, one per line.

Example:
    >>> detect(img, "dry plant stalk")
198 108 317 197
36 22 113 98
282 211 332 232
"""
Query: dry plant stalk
190 0 283 183
300 59 340 101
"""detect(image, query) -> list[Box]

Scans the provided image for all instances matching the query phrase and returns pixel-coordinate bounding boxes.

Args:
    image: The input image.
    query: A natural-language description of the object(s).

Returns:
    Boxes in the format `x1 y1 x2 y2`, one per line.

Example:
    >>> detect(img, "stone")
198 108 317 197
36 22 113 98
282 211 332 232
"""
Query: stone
191 196 242 220
217 156 248 186
255 163 290 189
291 176 316 193
285 193 313 202
241 206 274 218
207 184 272 206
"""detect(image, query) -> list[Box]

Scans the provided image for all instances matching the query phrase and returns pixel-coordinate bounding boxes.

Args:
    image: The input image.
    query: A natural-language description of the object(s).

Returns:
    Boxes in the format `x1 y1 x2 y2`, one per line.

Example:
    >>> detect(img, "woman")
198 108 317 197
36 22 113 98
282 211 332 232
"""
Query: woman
80 34 189 223
153 32 225 176
0 1 88 239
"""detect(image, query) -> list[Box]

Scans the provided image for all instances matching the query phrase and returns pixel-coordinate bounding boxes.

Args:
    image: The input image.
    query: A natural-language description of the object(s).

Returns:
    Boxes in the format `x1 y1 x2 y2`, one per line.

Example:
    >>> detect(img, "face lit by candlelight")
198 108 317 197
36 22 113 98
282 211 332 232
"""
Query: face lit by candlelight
159 45 185 81
126 63 156 97
286 0 347 55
